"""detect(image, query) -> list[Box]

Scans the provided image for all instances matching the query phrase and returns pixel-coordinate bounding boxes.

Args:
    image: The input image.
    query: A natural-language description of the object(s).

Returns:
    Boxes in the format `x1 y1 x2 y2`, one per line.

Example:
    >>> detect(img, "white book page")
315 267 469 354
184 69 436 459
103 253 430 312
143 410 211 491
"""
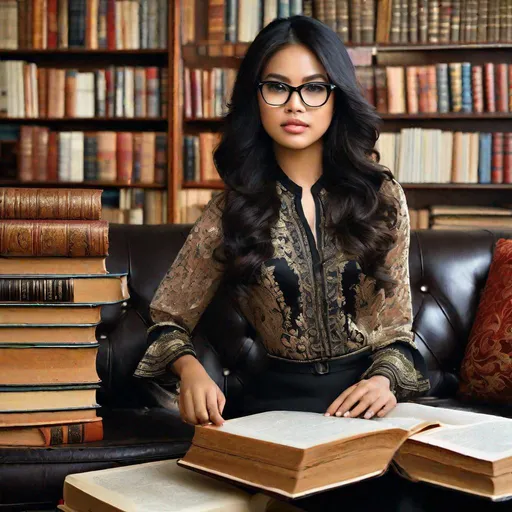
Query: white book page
410 420 512 461
384 402 499 426
66 459 252 512
216 411 426 449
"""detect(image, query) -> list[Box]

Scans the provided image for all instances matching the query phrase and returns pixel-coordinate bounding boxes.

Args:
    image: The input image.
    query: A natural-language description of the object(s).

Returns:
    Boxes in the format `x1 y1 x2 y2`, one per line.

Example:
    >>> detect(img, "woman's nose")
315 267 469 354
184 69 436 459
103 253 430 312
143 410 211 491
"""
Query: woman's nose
285 90 305 112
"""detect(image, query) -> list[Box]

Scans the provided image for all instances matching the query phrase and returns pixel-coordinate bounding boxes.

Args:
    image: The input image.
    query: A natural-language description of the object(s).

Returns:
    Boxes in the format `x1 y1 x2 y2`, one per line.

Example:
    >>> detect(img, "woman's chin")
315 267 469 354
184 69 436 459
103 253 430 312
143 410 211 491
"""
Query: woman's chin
274 136 316 151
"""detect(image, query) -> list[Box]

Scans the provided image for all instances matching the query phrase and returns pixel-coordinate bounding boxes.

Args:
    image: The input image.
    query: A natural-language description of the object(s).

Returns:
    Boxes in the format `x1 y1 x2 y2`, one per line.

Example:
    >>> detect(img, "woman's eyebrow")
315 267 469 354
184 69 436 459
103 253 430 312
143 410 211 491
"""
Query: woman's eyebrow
263 72 328 82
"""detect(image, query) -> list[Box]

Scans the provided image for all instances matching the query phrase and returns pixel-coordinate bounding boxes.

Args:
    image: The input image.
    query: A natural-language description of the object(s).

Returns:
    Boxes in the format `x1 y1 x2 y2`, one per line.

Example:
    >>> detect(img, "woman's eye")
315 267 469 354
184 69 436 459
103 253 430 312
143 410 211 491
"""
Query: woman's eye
304 84 325 94
267 83 286 92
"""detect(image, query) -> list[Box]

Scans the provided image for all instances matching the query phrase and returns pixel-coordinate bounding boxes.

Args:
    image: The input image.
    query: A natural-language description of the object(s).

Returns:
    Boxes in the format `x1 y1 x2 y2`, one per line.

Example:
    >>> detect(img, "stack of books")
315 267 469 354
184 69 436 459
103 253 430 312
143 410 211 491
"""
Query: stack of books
0 187 129 446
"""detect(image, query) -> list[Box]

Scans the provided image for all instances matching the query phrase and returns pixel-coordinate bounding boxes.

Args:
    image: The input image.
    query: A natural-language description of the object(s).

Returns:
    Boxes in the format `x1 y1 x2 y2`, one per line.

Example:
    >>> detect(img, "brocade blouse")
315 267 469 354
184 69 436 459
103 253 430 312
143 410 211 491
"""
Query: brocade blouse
134 170 430 401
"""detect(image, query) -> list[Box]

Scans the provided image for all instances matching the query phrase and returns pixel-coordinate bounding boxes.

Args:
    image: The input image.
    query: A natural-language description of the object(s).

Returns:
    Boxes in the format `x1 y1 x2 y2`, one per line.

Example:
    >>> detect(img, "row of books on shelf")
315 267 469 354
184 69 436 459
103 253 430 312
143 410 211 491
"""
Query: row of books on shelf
364 63 512 115
0 188 127 446
183 68 236 120
183 0 512 47
0 62 167 119
14 126 167 184
183 134 222 183
381 0 512 44
377 129 512 184
101 187 167 224
0 0 168 50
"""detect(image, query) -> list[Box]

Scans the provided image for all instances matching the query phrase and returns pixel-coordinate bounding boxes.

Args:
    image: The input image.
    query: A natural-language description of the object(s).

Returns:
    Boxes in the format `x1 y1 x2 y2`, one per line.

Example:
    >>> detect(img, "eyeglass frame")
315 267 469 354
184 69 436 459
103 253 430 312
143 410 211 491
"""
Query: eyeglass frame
257 80 337 107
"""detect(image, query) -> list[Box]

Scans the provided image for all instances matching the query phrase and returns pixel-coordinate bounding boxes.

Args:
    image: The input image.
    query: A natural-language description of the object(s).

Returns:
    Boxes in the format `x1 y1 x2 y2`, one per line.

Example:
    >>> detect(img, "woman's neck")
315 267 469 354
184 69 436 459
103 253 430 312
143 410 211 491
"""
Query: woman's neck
274 140 323 190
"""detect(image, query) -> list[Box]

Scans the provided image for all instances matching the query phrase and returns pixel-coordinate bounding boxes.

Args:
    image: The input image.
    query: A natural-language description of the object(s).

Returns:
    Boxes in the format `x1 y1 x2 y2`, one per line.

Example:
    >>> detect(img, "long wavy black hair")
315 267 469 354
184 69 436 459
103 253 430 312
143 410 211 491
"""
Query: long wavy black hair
214 15 398 299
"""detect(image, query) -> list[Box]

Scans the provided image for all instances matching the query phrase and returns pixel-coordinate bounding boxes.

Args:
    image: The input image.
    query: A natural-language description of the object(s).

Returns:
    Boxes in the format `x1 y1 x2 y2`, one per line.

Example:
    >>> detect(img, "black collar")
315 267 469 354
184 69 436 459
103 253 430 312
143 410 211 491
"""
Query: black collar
275 165 326 197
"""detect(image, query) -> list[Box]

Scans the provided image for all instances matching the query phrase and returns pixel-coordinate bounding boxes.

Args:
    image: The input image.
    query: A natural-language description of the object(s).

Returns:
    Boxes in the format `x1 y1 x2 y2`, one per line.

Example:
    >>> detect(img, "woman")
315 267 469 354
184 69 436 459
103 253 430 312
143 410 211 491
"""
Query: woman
134 15 430 426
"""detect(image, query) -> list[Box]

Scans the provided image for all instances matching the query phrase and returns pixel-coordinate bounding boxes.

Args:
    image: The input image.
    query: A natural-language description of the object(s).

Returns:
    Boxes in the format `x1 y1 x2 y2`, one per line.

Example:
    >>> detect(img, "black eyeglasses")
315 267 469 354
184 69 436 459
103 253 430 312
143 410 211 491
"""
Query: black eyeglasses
258 81 337 107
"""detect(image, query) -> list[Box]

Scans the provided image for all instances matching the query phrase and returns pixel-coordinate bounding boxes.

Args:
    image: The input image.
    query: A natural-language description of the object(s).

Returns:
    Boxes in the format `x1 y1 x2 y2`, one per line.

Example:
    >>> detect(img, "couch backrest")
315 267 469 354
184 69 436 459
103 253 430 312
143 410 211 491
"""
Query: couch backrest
101 225 511 406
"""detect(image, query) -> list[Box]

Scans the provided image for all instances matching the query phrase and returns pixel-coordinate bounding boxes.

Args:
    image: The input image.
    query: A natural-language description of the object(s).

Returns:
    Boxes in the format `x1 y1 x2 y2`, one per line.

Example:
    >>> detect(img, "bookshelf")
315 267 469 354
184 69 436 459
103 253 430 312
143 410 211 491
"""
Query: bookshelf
0 0 178 224
1 1 512 225
176 1 512 226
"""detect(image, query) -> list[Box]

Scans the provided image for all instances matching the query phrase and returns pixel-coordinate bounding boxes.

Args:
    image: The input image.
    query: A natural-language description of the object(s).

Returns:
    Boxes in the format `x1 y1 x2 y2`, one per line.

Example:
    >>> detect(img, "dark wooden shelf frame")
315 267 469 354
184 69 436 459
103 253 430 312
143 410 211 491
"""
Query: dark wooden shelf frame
0 180 167 189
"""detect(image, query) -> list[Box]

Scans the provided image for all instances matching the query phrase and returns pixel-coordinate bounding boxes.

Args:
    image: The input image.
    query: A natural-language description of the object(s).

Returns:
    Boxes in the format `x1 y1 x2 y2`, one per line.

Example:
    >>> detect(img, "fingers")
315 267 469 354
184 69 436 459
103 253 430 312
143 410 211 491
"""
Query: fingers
206 388 225 426
325 384 357 416
181 390 198 425
376 396 397 418
362 395 389 419
334 383 371 417
217 388 226 415
342 390 379 419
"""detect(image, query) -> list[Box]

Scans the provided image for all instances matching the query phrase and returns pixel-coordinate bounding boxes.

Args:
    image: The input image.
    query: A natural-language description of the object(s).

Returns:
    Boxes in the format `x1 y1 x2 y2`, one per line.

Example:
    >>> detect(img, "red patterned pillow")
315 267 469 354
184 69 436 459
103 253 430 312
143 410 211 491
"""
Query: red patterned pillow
458 238 512 403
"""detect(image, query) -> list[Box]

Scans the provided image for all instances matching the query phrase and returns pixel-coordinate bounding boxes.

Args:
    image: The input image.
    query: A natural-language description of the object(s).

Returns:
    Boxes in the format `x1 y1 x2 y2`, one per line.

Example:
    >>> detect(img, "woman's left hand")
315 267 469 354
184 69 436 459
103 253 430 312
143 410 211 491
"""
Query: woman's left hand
325 376 397 419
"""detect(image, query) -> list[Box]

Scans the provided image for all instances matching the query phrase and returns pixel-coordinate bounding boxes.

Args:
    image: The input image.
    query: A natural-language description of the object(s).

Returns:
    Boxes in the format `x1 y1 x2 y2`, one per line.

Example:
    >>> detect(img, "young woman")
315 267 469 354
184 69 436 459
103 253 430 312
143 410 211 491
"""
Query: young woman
134 15 430 426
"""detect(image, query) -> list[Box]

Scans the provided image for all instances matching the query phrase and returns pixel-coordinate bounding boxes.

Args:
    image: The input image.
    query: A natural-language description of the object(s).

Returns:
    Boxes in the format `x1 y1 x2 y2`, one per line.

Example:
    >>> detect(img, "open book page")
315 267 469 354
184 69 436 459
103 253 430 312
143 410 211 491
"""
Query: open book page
66 459 254 512
383 402 500 426
409 420 512 461
215 411 428 449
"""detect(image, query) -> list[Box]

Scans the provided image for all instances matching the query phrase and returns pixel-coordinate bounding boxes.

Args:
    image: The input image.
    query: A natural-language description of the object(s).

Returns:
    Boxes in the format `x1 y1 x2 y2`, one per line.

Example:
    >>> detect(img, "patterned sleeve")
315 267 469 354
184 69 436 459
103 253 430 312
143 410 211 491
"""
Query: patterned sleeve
134 193 225 380
361 179 430 400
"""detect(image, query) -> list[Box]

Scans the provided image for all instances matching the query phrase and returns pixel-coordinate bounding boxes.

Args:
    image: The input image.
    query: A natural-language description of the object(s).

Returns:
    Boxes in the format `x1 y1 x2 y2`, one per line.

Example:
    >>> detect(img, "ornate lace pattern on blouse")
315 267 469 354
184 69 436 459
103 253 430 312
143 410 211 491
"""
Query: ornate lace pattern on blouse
134 174 430 401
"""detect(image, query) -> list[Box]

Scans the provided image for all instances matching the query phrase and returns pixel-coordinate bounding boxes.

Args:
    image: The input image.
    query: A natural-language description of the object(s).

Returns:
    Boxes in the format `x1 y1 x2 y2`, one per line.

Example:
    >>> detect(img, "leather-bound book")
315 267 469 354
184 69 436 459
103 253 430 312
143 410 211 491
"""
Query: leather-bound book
406 66 419 114
208 0 225 41
0 417 103 446
471 65 484 113
324 0 337 32
491 132 504 184
0 220 108 257
439 0 451 42
374 67 388 112
496 63 509 113
504 132 512 184
450 0 461 42
449 62 462 112
0 325 98 344
427 0 439 42
361 0 375 43
484 62 496 112
349 0 362 43
336 0 349 42
488 0 500 41
477 0 489 42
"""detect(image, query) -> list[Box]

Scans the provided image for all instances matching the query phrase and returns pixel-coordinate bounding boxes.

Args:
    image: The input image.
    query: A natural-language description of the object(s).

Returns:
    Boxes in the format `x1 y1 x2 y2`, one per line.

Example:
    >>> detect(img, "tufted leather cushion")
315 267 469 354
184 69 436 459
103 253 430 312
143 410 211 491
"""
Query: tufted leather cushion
1 225 511 509
458 238 512 403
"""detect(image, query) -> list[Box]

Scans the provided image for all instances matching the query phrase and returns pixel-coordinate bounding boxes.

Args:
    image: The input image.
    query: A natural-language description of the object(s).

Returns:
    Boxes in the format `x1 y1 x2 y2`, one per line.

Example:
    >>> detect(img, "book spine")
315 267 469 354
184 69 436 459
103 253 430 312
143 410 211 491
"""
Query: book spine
43 420 104 445
491 132 504 183
0 220 109 257
0 278 74 301
504 132 512 184
0 189 102 220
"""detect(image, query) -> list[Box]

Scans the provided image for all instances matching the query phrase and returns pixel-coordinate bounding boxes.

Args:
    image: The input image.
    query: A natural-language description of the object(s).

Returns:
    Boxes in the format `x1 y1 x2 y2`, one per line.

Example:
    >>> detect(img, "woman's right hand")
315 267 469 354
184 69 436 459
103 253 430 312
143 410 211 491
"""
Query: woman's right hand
173 355 226 427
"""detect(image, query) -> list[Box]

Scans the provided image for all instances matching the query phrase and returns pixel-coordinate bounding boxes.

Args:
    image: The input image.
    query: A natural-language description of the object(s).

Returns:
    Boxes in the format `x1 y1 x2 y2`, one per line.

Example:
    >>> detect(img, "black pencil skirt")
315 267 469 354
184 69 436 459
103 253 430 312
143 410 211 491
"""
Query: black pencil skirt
235 349 373 418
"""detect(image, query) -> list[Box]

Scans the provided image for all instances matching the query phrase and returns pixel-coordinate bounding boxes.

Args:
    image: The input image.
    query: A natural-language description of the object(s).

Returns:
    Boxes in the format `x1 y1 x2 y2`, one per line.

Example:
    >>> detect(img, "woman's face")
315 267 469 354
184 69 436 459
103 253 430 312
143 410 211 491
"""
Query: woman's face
257 44 335 151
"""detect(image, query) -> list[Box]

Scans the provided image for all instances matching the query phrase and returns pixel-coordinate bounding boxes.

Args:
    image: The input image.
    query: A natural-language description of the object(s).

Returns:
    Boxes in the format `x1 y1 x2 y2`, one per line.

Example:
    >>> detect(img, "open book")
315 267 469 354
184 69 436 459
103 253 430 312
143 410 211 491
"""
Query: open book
178 403 512 501
58 459 304 512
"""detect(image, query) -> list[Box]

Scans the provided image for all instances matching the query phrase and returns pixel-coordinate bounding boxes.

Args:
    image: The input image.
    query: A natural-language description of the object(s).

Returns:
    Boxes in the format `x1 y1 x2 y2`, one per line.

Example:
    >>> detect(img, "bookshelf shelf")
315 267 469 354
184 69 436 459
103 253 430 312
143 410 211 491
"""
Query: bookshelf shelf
181 182 512 191
0 49 168 56
0 180 166 189
185 113 512 124
0 117 168 126
182 181 224 190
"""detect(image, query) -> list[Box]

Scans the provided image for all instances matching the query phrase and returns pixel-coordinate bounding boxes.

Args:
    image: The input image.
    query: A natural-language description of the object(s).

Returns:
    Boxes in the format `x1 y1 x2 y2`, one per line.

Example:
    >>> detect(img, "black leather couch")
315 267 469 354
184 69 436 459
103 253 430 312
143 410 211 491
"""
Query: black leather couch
1 225 511 511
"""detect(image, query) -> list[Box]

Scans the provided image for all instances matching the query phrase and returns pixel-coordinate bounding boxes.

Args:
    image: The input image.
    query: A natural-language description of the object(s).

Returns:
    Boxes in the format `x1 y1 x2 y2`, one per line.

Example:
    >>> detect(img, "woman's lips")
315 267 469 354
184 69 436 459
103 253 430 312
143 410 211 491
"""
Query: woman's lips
282 124 308 134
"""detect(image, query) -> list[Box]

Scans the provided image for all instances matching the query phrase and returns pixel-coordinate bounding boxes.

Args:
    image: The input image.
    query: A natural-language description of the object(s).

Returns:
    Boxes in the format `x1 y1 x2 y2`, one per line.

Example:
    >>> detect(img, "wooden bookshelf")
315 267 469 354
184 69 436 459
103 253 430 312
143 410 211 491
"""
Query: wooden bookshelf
0 1 176 224
0 180 166 189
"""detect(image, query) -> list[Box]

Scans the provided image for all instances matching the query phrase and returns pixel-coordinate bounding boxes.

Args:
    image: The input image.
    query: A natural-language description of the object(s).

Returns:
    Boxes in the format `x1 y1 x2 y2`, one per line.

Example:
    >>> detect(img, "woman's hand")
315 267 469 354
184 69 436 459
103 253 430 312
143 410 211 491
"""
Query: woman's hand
325 375 397 419
173 356 226 426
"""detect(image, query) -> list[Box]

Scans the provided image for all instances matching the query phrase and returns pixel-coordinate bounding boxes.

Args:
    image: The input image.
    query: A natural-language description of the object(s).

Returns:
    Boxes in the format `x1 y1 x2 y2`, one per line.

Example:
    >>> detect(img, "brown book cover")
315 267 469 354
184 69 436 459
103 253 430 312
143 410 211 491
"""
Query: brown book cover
0 384 99 414
427 0 440 42
450 0 461 42
491 132 504 183
336 0 350 42
116 132 134 182
139 132 156 183
496 63 509 113
399 0 408 43
0 417 103 446
0 344 101 389
37 67 48 118
65 70 77 117
449 63 462 113
504 132 512 184
208 0 225 41
406 67 419 113
0 325 98 344
36 127 49 181
0 274 128 303
350 0 362 43
374 67 388 112
418 67 429 113
324 0 337 33
439 0 451 42
0 188 100 221
426 65 437 112
472 65 484 113
97 131 117 181
47 130 59 181
488 0 500 41
0 304 101 324
477 0 489 42
376 0 392 43
18 0 27 48
33 0 44 48
47 0 58 48
58 0 68 48
18 126 34 182
0 257 107 275
0 220 108 257
484 63 496 112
